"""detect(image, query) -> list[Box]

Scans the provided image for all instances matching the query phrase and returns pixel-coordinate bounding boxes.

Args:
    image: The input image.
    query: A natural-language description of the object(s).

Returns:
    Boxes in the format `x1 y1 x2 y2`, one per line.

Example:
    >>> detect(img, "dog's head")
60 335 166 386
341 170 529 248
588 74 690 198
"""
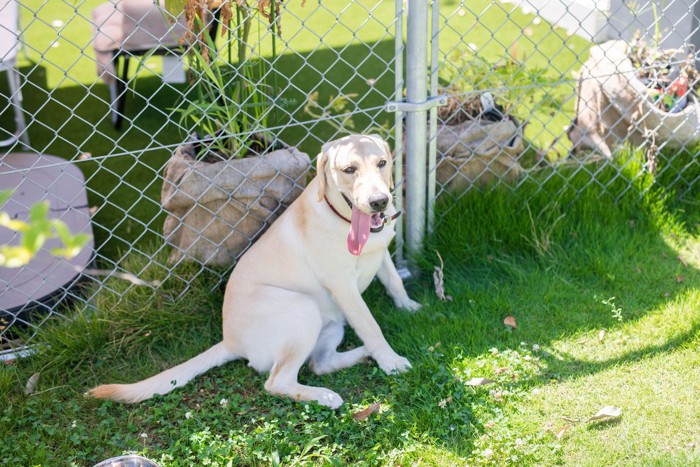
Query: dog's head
315 134 394 211
315 134 395 255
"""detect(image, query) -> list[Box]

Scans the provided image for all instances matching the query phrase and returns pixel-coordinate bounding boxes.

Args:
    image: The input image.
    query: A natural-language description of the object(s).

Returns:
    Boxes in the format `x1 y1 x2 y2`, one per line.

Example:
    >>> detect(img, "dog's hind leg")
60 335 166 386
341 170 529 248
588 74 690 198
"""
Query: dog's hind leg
309 321 369 375
255 292 345 409
264 350 344 409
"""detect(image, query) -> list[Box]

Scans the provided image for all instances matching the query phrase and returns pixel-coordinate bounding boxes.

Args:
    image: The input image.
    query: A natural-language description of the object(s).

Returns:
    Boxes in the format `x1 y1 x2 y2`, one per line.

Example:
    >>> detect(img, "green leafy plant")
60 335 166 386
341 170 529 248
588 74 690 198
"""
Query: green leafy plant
601 296 624 323
0 190 91 268
169 0 281 160
303 91 392 139
439 45 560 121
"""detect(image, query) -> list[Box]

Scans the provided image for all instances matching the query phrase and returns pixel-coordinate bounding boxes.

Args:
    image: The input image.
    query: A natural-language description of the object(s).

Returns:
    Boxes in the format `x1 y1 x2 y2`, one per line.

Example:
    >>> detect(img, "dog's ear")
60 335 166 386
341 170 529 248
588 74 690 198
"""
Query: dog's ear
378 137 395 191
316 145 330 202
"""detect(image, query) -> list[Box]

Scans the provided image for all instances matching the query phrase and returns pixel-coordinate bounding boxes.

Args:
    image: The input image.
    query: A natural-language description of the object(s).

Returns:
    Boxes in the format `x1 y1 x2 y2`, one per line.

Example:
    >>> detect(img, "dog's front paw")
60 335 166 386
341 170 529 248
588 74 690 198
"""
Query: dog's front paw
315 389 344 409
374 351 412 375
396 298 421 313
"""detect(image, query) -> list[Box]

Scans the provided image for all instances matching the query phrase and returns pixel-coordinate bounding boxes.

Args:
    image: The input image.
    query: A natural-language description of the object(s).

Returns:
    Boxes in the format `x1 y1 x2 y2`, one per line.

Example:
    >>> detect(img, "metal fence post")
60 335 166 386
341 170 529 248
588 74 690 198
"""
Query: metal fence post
387 0 445 266
403 0 429 261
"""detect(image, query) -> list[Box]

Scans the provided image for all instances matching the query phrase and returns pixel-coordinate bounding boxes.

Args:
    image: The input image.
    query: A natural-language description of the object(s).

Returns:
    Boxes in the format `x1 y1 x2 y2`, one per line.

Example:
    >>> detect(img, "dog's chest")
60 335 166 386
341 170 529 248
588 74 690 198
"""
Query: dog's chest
356 247 386 293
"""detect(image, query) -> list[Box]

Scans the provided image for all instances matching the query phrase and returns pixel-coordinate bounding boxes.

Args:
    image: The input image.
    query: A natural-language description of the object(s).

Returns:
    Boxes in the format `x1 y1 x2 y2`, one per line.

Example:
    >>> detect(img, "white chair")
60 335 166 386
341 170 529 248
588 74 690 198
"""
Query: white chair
0 0 29 148
91 0 219 130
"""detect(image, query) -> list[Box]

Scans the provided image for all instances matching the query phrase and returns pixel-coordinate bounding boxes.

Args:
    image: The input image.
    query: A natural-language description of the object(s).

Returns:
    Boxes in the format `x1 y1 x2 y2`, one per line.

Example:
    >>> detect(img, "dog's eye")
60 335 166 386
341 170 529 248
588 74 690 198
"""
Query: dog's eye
378 159 387 168
342 166 357 174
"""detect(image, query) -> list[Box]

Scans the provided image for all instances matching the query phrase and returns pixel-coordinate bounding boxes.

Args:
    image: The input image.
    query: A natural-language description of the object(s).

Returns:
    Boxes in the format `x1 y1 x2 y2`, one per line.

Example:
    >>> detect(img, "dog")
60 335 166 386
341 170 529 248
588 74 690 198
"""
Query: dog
89 134 421 408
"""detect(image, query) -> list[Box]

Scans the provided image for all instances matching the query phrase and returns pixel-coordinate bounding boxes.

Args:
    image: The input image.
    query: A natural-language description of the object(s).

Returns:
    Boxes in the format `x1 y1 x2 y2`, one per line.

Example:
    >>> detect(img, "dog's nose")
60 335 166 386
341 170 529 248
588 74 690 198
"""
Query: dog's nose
369 194 389 212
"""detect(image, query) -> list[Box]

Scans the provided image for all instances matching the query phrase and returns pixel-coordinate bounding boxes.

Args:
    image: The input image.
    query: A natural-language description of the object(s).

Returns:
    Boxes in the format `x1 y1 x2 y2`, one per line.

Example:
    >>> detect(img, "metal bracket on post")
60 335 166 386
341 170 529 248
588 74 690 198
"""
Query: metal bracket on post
385 96 448 114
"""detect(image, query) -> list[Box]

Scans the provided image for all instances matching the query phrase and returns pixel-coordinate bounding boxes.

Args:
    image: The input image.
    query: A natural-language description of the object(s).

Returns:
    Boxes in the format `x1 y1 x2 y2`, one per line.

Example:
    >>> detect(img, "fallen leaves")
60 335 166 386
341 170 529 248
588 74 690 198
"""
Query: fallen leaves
586 405 622 423
503 315 517 329
24 372 40 395
549 405 623 442
556 424 571 441
352 402 381 421
465 377 495 387
433 251 453 302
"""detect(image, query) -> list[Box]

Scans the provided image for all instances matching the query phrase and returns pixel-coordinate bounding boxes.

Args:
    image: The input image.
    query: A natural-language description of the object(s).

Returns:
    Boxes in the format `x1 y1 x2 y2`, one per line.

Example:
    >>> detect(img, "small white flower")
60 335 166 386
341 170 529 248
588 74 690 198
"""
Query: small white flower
532 388 541 395
532 344 540 352
185 411 192 419
482 448 494 458
140 432 148 439
71 420 77 428
438 396 452 409
219 398 228 407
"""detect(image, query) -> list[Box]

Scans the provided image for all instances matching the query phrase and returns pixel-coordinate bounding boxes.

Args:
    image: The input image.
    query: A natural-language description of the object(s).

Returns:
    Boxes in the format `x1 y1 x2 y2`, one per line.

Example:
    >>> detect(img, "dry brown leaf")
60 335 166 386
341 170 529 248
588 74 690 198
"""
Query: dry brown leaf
678 255 688 267
352 402 381 421
24 372 40 395
561 416 580 423
504 315 517 329
598 329 606 343
556 424 571 441
676 275 684 283
495 367 509 374
433 251 453 302
466 377 495 387
587 405 622 422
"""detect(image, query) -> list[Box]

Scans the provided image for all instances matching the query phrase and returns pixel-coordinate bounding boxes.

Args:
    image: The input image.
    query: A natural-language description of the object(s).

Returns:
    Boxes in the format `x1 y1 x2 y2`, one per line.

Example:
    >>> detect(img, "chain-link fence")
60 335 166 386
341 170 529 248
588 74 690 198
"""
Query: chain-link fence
2 0 699 356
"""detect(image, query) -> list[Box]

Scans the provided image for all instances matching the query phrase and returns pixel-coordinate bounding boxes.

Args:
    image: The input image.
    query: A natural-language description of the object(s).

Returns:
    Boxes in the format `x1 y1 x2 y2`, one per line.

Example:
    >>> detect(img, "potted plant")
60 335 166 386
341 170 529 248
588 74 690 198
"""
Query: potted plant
432 48 527 194
568 38 700 163
160 0 311 266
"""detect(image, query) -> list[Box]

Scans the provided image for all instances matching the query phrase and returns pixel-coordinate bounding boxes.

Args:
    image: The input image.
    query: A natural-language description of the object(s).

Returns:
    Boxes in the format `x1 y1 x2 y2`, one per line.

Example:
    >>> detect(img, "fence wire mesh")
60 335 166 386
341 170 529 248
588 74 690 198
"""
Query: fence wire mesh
1 0 699 355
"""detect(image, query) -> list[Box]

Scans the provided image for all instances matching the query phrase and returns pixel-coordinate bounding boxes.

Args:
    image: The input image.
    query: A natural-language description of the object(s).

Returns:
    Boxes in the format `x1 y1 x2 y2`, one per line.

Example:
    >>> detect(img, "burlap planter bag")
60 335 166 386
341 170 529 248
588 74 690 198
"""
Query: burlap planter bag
568 40 700 158
161 143 311 265
434 116 524 193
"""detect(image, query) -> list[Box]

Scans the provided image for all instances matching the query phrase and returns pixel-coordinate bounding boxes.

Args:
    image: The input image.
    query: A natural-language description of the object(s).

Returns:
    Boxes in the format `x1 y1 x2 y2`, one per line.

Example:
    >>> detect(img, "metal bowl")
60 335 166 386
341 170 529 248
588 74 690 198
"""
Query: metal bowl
93 455 159 467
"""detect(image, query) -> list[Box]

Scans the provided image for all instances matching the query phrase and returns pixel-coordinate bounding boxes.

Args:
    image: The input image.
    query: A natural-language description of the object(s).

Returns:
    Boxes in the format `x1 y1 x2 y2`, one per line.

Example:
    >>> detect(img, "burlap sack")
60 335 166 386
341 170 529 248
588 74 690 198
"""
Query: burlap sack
434 116 524 193
161 144 311 265
568 40 700 157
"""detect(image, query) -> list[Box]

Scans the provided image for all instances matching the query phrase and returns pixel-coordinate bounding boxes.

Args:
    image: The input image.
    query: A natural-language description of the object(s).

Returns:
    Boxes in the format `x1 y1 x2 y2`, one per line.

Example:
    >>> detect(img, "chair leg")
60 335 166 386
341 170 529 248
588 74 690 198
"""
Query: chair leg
111 55 130 130
6 66 30 149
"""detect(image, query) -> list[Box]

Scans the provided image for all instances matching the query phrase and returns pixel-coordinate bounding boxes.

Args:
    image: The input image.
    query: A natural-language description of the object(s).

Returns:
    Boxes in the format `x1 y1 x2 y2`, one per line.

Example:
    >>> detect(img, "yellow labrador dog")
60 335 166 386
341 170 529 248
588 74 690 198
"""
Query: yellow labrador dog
89 134 420 408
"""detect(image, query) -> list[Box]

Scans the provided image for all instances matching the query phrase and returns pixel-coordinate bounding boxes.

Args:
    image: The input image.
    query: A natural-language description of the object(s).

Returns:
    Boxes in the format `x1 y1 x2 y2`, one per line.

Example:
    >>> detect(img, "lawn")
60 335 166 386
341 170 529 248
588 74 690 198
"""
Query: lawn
4 0 700 465
2 151 700 465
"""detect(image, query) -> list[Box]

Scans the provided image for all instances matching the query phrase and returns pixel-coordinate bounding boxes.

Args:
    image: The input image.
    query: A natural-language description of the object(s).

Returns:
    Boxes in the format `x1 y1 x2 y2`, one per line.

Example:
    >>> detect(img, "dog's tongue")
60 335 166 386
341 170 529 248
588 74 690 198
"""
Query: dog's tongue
347 206 371 256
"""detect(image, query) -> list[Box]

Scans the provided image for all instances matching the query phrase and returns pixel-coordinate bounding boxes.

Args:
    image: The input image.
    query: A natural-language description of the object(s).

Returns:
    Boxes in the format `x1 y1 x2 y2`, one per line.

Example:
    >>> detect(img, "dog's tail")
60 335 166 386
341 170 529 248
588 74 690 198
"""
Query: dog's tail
87 342 238 403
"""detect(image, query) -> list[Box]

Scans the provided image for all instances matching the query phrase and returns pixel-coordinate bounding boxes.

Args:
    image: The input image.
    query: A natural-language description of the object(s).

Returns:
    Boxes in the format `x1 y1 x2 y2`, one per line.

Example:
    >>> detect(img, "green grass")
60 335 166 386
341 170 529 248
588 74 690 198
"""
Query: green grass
3 153 700 465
